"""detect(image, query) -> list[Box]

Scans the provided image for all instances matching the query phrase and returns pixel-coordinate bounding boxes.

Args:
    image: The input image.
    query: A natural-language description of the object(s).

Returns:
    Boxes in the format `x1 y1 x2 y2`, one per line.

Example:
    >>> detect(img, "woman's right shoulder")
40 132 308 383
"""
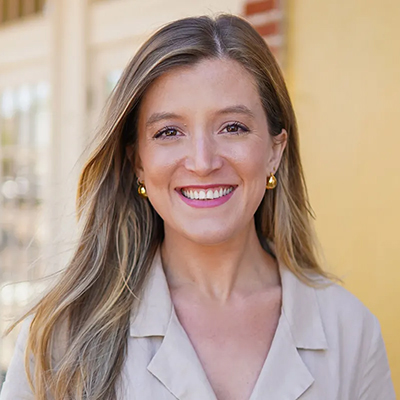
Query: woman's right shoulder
0 315 35 399
0 314 68 399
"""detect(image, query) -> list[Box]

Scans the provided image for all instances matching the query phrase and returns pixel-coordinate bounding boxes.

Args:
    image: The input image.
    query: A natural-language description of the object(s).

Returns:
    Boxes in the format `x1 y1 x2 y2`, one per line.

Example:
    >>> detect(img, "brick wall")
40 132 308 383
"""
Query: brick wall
0 0 46 24
243 0 284 63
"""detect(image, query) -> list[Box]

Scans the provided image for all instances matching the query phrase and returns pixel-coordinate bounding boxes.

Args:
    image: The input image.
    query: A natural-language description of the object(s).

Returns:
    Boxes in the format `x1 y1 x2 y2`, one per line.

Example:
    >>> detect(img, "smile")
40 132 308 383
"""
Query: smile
181 186 235 200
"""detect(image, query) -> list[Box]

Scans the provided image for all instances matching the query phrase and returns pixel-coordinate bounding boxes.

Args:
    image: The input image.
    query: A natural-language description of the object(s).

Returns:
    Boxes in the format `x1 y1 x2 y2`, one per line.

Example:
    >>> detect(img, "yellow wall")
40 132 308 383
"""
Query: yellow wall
286 0 400 394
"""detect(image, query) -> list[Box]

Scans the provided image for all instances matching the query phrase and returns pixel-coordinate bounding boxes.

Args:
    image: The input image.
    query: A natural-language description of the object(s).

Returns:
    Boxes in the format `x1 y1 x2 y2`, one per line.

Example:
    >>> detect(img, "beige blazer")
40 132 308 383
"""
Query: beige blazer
1 250 396 399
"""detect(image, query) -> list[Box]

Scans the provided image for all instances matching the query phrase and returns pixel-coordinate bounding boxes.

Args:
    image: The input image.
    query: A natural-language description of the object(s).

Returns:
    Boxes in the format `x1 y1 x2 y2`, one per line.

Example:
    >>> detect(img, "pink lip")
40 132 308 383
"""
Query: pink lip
176 186 236 208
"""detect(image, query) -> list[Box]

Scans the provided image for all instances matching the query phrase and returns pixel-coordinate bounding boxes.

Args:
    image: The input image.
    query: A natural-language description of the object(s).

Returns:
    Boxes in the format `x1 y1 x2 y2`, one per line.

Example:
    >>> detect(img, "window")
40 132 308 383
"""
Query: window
0 82 50 379
105 69 122 95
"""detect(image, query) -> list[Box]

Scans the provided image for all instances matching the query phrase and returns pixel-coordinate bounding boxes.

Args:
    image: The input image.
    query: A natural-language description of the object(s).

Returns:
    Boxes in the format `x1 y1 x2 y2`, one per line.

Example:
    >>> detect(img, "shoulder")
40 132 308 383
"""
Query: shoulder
0 315 35 399
1 313 70 399
312 278 381 348
281 264 379 336
312 278 395 398
314 279 376 325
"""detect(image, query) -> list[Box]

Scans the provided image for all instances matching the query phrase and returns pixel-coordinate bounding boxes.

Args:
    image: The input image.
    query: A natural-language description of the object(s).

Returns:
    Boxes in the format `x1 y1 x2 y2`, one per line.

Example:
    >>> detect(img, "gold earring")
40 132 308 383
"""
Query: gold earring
266 172 277 190
137 180 148 198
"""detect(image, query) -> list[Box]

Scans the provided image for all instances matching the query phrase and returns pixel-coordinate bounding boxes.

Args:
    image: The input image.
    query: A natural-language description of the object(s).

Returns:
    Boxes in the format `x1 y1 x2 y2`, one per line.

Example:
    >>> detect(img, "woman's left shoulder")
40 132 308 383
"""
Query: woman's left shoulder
312 278 381 340
309 277 396 399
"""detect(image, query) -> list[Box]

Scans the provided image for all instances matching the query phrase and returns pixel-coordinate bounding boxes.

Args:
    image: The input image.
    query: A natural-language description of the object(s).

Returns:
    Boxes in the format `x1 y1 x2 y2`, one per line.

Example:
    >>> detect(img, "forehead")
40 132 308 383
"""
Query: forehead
138 58 263 117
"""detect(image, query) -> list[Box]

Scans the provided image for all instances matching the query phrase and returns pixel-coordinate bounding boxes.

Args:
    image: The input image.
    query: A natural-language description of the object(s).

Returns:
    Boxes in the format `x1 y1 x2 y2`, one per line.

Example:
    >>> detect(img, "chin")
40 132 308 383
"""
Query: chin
184 233 233 246
178 222 240 246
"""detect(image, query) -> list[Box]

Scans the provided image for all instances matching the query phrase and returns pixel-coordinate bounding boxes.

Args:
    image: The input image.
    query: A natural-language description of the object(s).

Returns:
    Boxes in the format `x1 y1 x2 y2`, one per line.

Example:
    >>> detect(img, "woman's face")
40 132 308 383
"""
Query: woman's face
136 58 286 245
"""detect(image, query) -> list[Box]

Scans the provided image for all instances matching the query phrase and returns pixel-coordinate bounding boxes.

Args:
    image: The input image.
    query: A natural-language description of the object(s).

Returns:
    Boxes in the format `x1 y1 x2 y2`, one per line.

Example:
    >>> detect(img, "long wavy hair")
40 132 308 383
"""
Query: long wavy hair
12 14 334 399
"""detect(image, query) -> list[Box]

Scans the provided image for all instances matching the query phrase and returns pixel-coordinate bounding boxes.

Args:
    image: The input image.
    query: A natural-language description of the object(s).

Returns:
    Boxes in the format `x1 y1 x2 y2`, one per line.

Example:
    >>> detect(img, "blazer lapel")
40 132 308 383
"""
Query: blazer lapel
248 260 329 400
249 312 314 400
130 249 217 400
147 309 217 400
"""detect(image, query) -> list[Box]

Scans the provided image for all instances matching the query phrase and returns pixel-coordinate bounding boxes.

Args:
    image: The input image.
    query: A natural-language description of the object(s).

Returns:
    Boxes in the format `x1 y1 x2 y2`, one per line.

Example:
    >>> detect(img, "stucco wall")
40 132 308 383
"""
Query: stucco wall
286 0 400 393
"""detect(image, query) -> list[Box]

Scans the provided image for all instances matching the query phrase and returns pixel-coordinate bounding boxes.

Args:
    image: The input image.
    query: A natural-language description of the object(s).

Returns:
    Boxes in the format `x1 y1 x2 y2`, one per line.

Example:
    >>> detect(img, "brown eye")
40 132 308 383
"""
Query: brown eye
221 122 250 135
165 129 177 136
227 124 239 133
154 127 181 139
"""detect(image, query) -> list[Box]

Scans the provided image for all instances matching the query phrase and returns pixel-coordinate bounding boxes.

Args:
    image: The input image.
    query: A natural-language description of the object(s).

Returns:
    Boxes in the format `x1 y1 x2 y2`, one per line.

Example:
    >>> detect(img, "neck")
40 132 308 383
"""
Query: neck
160 222 280 302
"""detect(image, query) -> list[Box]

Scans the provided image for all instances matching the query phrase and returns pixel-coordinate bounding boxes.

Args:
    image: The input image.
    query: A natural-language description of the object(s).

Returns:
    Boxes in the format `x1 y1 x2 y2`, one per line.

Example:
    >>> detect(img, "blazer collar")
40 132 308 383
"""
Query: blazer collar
129 249 172 337
280 264 328 350
130 247 328 350
129 247 328 400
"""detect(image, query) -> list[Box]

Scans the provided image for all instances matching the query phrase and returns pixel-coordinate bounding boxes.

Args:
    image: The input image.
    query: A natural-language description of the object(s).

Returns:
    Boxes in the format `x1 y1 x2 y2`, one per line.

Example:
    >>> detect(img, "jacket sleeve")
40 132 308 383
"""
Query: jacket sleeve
358 315 396 400
0 317 34 400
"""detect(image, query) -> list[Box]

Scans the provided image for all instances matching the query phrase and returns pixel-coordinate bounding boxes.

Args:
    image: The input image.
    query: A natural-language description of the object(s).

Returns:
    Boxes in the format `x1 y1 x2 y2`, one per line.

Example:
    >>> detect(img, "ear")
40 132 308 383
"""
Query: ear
126 144 144 180
268 129 288 173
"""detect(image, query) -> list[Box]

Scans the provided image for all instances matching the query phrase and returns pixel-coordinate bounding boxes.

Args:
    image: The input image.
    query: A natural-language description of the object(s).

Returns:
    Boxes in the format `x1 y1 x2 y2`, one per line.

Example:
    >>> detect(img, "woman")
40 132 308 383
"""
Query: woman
0 14 395 400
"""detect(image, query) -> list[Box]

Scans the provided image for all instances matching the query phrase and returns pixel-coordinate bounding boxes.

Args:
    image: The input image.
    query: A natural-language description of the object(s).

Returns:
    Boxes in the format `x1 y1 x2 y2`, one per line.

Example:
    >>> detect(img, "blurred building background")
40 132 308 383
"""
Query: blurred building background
0 0 398 394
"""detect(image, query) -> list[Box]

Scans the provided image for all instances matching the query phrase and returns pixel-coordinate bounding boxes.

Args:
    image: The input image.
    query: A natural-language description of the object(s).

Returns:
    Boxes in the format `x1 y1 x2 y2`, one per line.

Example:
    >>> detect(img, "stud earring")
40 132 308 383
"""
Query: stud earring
137 179 148 198
266 172 277 190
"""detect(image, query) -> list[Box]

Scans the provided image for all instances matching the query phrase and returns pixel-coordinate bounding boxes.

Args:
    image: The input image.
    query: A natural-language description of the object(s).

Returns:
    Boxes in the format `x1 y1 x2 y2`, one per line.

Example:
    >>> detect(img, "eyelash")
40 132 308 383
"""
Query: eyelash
153 126 180 140
153 121 250 140
221 121 250 135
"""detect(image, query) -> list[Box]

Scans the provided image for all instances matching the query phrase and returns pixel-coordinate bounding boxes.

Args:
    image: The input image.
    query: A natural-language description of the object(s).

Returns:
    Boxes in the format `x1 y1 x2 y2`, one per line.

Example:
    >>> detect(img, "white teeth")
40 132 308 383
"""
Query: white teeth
181 186 234 200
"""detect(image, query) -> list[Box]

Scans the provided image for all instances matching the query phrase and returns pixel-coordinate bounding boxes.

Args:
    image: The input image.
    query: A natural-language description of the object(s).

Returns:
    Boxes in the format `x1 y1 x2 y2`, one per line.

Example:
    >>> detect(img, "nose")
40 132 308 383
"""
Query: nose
184 133 223 176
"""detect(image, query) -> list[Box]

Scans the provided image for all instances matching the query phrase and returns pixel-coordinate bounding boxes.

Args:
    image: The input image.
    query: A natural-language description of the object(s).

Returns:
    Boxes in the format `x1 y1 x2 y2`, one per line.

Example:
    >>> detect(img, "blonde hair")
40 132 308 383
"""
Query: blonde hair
11 14 334 399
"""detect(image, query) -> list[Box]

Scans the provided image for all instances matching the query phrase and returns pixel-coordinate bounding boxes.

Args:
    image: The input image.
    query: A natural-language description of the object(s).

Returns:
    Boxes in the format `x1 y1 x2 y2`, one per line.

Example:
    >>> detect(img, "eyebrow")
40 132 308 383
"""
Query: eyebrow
216 105 255 119
145 104 255 129
145 112 183 128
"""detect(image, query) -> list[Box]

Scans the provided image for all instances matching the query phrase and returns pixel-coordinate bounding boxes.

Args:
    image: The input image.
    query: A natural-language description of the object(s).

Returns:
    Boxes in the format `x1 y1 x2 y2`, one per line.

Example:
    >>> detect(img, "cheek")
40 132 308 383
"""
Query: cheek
140 146 180 189
229 141 271 209
226 139 270 180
